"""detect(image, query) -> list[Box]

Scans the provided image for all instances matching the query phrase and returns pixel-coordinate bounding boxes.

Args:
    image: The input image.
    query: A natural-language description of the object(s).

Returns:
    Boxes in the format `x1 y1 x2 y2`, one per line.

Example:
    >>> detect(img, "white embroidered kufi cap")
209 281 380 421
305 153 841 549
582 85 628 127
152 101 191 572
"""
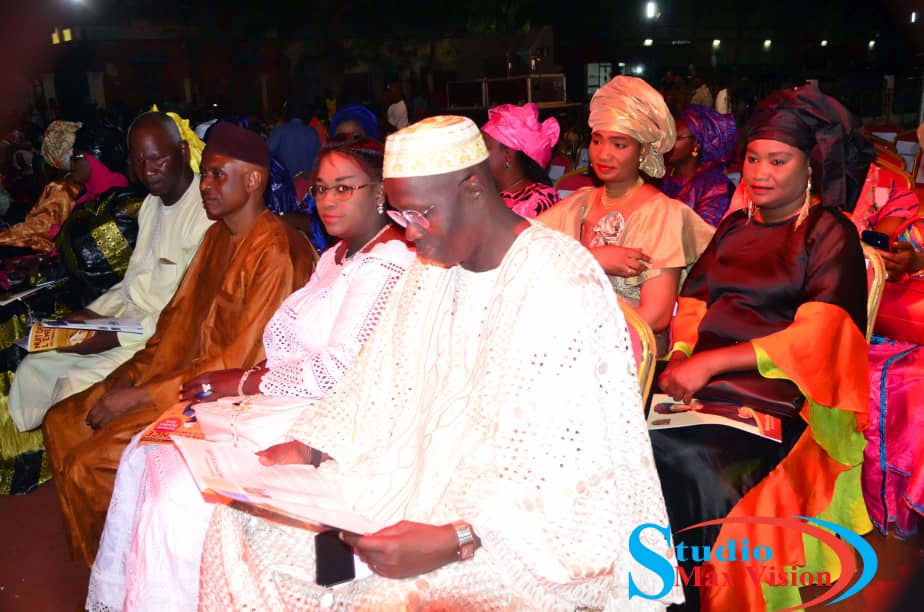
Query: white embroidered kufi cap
384 115 489 178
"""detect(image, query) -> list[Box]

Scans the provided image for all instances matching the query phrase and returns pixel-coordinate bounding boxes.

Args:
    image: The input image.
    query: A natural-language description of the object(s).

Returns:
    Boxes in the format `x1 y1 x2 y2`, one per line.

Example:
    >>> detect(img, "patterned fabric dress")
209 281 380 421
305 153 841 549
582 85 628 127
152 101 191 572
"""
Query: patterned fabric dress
500 181 560 218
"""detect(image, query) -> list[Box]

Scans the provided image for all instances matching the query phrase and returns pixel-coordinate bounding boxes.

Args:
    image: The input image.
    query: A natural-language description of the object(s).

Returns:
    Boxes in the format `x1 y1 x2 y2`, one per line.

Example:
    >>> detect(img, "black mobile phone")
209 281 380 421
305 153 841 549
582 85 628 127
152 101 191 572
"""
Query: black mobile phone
861 230 891 251
315 530 355 587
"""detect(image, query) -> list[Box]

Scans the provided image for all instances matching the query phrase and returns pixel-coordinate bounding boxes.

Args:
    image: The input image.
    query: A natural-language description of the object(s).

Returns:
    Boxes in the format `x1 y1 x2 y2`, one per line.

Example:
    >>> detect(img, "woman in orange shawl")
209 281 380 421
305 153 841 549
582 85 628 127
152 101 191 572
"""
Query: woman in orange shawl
653 85 874 611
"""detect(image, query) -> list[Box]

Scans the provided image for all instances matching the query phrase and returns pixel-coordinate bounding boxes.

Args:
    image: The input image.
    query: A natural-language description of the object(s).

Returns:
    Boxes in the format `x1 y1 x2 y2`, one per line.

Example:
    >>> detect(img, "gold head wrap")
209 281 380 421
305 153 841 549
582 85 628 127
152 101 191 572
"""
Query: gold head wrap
384 115 489 178
150 105 205 173
588 76 676 178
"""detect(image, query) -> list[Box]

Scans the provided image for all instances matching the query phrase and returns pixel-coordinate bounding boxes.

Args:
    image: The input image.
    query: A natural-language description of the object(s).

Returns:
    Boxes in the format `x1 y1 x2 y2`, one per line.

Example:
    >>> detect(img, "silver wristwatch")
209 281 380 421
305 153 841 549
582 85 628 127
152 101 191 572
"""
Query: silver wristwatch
452 521 476 561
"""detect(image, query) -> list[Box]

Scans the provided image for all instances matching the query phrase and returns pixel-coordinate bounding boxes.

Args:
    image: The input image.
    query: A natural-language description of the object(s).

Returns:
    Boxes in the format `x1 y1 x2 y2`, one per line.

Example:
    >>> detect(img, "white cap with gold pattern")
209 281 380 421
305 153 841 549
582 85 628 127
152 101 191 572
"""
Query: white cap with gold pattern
384 115 489 178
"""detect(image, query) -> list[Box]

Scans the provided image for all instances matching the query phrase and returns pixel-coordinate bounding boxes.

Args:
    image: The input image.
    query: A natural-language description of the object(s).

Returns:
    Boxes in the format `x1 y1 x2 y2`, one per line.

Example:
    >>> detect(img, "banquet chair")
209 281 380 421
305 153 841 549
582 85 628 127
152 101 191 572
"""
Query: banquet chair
554 166 594 198
876 148 906 171
875 160 914 190
548 154 571 183
862 243 887 341
619 299 656 404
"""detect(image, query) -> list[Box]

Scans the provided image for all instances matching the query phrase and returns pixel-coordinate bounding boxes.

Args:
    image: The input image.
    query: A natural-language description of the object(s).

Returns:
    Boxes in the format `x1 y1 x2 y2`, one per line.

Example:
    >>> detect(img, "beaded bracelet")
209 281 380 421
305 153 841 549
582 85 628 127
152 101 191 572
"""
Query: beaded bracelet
237 365 261 397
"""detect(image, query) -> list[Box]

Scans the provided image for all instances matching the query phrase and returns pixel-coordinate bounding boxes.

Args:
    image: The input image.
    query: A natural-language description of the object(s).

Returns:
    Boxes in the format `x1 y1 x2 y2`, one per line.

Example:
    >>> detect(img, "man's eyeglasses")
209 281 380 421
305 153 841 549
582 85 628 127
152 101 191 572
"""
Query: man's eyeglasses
308 183 372 200
387 205 436 230
127 151 174 169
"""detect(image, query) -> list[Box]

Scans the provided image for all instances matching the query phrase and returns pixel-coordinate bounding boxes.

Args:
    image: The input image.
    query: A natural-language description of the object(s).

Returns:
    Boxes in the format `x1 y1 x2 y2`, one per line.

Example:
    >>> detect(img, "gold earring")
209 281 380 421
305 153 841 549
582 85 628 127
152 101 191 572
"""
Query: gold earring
504 161 510 169
746 188 755 222
692 148 699 158
795 171 812 229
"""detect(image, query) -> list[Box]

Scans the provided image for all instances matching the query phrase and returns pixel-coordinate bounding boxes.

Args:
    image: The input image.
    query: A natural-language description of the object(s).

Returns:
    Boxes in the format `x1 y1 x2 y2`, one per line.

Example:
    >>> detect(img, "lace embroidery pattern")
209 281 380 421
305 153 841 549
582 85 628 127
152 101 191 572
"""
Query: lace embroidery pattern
199 225 681 610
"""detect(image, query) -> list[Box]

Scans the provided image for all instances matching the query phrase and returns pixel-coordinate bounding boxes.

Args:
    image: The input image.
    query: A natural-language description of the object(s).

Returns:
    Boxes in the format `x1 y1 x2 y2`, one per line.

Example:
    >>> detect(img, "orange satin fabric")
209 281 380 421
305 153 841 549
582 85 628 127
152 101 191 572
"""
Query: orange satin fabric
0 180 80 251
668 295 707 357
700 302 869 612
42 210 315 565
753 301 869 426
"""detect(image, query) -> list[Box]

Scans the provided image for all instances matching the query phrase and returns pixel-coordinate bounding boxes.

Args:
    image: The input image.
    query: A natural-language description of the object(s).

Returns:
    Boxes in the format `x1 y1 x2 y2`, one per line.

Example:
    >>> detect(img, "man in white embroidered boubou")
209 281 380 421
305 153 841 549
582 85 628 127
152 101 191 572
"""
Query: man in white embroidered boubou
197 116 683 610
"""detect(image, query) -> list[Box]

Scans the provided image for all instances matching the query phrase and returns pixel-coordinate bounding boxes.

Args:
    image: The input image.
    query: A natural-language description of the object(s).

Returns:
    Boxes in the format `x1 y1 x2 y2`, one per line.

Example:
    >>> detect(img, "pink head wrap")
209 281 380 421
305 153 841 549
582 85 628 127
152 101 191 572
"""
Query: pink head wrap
76 154 129 205
482 103 560 169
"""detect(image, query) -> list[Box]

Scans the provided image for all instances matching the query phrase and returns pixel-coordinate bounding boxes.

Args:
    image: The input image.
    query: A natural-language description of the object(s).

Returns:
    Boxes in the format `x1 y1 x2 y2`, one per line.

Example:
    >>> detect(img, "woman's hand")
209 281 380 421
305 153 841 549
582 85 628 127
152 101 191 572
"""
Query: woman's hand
589 245 652 278
658 352 716 405
881 242 921 281
340 521 461 579
179 369 245 403
86 385 151 429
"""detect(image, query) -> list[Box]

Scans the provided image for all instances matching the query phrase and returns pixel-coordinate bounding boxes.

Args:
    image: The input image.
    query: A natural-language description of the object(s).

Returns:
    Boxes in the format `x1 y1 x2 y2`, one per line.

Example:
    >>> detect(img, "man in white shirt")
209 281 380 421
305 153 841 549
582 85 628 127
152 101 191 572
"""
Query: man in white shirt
8 112 213 432
385 82 409 131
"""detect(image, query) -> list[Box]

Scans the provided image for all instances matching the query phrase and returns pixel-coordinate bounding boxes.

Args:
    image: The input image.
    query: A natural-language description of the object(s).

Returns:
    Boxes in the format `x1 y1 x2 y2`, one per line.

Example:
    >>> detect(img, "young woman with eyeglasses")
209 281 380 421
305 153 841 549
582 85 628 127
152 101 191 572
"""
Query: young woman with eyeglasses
88 136 415 611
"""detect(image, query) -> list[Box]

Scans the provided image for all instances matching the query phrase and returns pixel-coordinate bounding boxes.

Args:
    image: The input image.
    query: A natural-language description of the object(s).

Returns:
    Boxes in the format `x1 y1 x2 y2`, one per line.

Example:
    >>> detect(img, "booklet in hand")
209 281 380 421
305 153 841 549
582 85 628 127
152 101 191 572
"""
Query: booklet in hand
171 436 384 535
40 317 144 334
646 393 783 443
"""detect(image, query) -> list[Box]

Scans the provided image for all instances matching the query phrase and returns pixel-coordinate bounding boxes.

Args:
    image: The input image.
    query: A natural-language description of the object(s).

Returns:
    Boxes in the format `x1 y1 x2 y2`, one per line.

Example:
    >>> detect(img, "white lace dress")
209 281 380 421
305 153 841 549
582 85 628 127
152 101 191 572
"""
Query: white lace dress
85 238 414 612
199 225 683 610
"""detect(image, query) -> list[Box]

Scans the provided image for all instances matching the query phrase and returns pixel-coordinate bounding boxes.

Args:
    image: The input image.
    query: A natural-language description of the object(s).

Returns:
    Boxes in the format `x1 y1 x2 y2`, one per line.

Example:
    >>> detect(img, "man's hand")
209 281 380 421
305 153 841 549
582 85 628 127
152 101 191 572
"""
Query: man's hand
340 521 461 579
256 440 314 466
58 330 120 354
86 385 150 429
61 308 100 323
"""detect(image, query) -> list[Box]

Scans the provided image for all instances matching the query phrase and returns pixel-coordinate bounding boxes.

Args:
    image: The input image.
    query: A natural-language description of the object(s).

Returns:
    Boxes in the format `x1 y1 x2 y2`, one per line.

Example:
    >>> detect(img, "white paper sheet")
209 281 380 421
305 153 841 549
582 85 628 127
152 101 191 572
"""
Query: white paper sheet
171 436 383 535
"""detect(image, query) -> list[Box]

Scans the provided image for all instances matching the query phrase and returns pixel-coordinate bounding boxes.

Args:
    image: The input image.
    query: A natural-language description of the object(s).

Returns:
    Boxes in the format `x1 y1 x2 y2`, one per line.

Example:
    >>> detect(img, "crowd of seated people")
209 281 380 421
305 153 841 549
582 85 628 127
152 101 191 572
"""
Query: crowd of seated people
2 74 924 612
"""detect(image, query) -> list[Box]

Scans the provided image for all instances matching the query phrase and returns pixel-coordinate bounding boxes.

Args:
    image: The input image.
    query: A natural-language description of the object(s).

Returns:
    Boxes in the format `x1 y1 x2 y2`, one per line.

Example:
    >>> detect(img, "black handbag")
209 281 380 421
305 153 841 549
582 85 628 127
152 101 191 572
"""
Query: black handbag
693 371 805 420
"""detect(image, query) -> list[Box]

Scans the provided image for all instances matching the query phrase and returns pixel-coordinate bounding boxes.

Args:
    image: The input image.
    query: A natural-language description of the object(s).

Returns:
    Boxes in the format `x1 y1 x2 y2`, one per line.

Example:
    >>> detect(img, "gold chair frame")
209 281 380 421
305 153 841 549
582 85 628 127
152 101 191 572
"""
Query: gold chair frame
862 243 887 341
553 166 591 190
619 300 657 404
875 159 914 190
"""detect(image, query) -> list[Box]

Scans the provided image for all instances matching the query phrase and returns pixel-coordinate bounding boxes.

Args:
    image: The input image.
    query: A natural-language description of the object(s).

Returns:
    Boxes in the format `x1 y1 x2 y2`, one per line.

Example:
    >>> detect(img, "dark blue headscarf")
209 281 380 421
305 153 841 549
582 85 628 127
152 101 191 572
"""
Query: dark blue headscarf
677 104 737 170
329 104 379 140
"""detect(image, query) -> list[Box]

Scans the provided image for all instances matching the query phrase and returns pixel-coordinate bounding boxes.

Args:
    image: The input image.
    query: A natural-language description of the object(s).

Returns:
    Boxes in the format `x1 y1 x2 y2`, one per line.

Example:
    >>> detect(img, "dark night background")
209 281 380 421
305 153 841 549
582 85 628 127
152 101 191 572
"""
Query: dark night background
1 0 922 127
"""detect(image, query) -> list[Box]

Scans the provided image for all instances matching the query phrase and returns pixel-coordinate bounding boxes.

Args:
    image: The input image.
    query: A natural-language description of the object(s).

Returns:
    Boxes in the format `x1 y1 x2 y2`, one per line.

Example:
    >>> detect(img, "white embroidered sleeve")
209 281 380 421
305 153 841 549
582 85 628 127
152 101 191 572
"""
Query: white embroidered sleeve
258 255 408 399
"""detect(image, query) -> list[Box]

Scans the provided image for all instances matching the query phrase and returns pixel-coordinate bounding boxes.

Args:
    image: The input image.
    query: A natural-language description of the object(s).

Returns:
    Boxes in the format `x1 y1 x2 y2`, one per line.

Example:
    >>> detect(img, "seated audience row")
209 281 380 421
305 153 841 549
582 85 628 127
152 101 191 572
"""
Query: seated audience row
88 136 415 610
9 79 921 611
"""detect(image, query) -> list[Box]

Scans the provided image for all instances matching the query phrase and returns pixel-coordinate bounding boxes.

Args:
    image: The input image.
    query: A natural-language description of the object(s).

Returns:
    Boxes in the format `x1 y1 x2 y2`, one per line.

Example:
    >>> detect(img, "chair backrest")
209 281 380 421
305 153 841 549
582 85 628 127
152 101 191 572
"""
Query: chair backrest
862 243 887 341
619 299 657 404
876 149 907 171
875 160 914 190
912 149 923 185
548 153 571 182
554 166 594 198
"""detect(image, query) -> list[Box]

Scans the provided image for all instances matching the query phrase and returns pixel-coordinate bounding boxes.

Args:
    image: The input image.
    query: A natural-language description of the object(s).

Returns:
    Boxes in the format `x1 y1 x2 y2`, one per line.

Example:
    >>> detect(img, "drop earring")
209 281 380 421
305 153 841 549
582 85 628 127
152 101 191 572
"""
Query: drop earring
794 170 812 229
692 147 700 158
504 161 510 169
377 201 385 215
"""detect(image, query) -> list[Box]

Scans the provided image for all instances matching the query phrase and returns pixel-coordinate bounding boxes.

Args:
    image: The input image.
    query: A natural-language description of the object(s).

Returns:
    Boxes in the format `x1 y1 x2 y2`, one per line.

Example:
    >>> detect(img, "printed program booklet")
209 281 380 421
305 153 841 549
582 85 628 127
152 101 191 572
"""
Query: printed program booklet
24 324 97 353
40 317 144 334
139 402 205 445
647 393 783 443
171 435 384 534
